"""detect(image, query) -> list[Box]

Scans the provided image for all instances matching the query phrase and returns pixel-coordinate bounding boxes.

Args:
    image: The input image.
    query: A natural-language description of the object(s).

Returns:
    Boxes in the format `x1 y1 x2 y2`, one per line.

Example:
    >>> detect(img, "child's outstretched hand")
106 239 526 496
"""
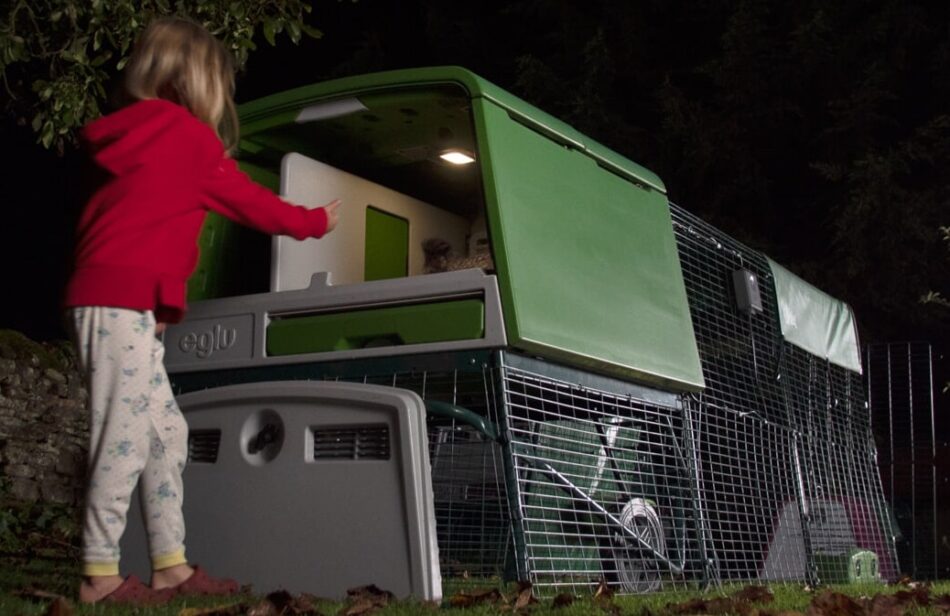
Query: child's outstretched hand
322 199 341 233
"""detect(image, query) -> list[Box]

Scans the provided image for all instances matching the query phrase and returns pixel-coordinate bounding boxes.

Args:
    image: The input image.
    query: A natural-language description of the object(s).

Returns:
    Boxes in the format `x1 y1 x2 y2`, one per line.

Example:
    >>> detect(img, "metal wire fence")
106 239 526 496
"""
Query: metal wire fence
866 342 937 579
671 204 898 586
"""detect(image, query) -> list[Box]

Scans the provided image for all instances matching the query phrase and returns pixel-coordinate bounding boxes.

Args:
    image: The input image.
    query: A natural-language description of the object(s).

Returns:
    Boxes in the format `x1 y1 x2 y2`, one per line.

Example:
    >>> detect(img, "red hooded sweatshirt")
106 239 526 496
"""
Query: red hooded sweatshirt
64 98 328 323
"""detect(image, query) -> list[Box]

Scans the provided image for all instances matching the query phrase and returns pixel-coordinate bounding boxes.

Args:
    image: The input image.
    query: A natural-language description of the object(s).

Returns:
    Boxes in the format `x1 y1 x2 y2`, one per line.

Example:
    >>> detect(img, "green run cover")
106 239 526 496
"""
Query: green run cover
768 258 862 373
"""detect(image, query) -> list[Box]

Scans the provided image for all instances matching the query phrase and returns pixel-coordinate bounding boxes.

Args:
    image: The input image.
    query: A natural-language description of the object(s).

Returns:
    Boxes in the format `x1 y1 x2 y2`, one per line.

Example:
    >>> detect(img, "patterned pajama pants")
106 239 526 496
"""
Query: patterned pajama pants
70 307 189 577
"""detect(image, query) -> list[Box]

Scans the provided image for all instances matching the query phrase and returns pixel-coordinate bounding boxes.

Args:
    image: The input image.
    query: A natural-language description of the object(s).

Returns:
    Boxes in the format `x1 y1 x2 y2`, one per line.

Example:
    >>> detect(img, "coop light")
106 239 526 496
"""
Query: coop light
439 149 476 165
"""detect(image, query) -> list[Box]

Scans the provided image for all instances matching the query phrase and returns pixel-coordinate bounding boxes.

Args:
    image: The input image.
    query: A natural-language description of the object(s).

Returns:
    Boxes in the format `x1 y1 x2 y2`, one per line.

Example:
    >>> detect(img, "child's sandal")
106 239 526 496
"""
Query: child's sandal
98 575 177 605
174 565 240 597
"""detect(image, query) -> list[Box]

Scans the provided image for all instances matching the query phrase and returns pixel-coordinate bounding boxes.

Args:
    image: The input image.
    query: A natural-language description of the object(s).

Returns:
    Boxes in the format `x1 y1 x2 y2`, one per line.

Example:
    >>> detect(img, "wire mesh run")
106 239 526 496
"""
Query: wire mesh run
498 364 700 595
671 203 899 585
329 363 515 585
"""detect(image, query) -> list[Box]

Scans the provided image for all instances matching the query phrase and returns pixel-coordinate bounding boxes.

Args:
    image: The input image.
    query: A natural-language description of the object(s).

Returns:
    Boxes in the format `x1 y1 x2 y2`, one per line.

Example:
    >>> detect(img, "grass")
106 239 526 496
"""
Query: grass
3 550 950 616
2 496 947 615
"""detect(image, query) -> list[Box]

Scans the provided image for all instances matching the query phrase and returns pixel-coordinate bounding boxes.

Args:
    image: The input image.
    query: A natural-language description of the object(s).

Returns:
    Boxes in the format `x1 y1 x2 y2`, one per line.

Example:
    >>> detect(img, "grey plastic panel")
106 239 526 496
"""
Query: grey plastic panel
120 381 441 600
163 269 506 374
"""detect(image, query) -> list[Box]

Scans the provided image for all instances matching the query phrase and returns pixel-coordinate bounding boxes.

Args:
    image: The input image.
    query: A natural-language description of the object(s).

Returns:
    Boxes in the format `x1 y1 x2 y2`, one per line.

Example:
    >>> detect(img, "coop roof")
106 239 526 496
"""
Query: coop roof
238 66 666 195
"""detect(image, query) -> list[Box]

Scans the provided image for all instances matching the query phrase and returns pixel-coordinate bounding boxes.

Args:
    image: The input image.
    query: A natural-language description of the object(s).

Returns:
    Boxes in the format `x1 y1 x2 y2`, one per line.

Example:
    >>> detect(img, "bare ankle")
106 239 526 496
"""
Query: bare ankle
79 575 123 603
151 563 194 589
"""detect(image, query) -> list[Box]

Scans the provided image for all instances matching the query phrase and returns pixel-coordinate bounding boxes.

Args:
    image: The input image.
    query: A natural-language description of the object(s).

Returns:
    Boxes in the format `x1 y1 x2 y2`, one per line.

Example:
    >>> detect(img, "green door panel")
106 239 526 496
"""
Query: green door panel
364 206 409 281
267 299 485 355
474 100 704 391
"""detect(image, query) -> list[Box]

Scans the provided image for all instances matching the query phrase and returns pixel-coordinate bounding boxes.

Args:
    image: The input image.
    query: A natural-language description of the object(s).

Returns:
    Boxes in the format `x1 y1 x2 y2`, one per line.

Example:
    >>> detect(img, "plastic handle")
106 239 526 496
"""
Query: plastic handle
423 400 499 441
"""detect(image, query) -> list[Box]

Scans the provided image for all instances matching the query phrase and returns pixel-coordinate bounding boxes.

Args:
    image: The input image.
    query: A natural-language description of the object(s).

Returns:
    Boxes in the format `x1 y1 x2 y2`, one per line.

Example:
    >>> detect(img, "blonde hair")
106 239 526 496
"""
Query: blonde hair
124 17 239 151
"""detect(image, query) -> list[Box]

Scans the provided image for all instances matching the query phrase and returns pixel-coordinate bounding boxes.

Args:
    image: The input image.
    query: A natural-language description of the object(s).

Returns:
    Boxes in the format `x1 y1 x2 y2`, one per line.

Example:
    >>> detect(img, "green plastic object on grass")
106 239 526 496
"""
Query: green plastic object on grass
814 549 880 583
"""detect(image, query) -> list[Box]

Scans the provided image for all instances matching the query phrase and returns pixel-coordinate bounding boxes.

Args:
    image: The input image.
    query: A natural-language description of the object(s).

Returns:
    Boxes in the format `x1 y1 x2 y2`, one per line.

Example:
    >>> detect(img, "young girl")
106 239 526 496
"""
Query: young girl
64 17 340 604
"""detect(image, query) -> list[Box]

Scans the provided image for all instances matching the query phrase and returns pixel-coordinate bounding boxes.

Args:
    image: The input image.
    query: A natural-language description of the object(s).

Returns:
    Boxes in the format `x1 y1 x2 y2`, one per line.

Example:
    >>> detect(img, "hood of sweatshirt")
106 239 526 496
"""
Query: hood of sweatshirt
81 99 196 175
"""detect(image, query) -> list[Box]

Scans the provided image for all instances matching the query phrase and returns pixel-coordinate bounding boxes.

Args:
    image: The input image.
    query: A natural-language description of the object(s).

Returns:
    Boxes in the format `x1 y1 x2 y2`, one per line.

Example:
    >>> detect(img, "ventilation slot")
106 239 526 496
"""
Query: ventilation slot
313 425 390 460
188 429 221 464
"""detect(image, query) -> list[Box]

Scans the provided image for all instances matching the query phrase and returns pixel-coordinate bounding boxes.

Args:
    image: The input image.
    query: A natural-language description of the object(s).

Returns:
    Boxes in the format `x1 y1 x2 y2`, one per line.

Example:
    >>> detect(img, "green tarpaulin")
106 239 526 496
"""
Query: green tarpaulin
768 258 862 373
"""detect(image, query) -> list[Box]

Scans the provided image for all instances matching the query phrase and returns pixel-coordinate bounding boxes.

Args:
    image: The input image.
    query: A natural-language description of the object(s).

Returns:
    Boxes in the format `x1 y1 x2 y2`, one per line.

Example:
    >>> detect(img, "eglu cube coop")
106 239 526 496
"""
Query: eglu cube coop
122 67 899 598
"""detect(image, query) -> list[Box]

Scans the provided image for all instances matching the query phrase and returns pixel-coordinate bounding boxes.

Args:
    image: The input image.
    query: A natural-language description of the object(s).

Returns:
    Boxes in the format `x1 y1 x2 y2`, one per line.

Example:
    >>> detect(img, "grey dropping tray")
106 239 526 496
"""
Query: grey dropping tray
162 269 507 374
120 380 442 600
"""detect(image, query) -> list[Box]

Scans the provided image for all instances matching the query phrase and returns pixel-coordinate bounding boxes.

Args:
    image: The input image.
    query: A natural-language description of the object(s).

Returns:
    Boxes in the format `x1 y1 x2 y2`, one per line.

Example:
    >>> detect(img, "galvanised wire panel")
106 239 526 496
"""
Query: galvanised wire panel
327 363 515 585
671 203 898 584
783 343 900 581
670 207 787 426
498 364 701 595
685 399 801 583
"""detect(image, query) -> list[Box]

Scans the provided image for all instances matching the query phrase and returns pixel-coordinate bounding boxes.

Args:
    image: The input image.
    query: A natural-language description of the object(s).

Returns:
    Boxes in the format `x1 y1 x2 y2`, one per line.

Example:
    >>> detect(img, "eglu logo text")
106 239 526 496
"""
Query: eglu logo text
178 324 236 358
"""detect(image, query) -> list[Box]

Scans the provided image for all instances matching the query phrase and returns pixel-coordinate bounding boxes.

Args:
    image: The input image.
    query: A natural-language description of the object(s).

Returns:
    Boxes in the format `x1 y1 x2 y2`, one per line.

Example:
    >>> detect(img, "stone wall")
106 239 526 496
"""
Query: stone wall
0 330 88 506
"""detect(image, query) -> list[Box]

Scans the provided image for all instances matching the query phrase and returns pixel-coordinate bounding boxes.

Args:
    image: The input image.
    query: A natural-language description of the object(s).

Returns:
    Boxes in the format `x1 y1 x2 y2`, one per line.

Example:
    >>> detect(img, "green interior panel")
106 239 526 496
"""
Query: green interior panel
473 99 704 392
364 206 409 281
267 299 485 355
188 161 279 301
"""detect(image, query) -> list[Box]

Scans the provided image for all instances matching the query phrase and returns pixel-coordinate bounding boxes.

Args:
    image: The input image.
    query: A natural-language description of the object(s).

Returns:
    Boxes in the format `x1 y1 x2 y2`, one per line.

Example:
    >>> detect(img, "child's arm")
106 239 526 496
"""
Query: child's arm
201 157 339 239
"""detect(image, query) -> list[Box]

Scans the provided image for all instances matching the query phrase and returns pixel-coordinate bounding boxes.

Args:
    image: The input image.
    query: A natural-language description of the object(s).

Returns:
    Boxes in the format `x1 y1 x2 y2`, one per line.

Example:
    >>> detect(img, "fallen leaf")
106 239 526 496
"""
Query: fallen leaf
734 586 775 604
263 590 323 616
338 584 394 616
932 594 950 614
893 585 931 607
44 597 73 616
346 585 394 602
340 598 380 616
15 589 65 602
448 588 504 608
865 594 902 616
514 586 537 611
807 591 864 616
291 593 323 615
552 594 575 608
594 579 614 601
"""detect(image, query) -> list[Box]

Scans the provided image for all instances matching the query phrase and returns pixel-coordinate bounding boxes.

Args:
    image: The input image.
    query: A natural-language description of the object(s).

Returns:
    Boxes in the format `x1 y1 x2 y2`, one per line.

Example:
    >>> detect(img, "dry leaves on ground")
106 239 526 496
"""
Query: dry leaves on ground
179 589 325 616
448 587 505 608
663 585 786 616
446 580 542 612
338 584 395 616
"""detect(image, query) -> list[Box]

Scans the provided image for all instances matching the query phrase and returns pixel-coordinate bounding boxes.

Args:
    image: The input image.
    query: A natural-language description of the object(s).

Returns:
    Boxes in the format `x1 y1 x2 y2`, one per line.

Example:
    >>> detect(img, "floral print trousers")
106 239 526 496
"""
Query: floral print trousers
70 307 189 577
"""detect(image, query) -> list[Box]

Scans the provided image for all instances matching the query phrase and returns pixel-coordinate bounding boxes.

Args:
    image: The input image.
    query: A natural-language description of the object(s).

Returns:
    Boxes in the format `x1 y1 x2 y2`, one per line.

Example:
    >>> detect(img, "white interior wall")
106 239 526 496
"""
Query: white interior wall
274 152 469 291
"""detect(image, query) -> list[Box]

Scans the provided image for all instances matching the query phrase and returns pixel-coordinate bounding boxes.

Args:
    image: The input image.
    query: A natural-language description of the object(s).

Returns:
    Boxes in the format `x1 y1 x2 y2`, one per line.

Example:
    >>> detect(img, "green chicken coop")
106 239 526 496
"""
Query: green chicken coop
122 67 898 599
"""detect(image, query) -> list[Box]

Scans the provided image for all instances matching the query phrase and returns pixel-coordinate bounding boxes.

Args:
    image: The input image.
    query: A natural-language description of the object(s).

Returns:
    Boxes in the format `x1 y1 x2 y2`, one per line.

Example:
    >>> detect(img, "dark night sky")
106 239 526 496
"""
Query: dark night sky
1 0 947 356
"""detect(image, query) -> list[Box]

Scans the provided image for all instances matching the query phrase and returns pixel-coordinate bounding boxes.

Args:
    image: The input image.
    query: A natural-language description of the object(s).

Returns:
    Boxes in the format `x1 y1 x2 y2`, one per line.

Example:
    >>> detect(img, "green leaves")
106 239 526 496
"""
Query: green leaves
0 0 322 151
